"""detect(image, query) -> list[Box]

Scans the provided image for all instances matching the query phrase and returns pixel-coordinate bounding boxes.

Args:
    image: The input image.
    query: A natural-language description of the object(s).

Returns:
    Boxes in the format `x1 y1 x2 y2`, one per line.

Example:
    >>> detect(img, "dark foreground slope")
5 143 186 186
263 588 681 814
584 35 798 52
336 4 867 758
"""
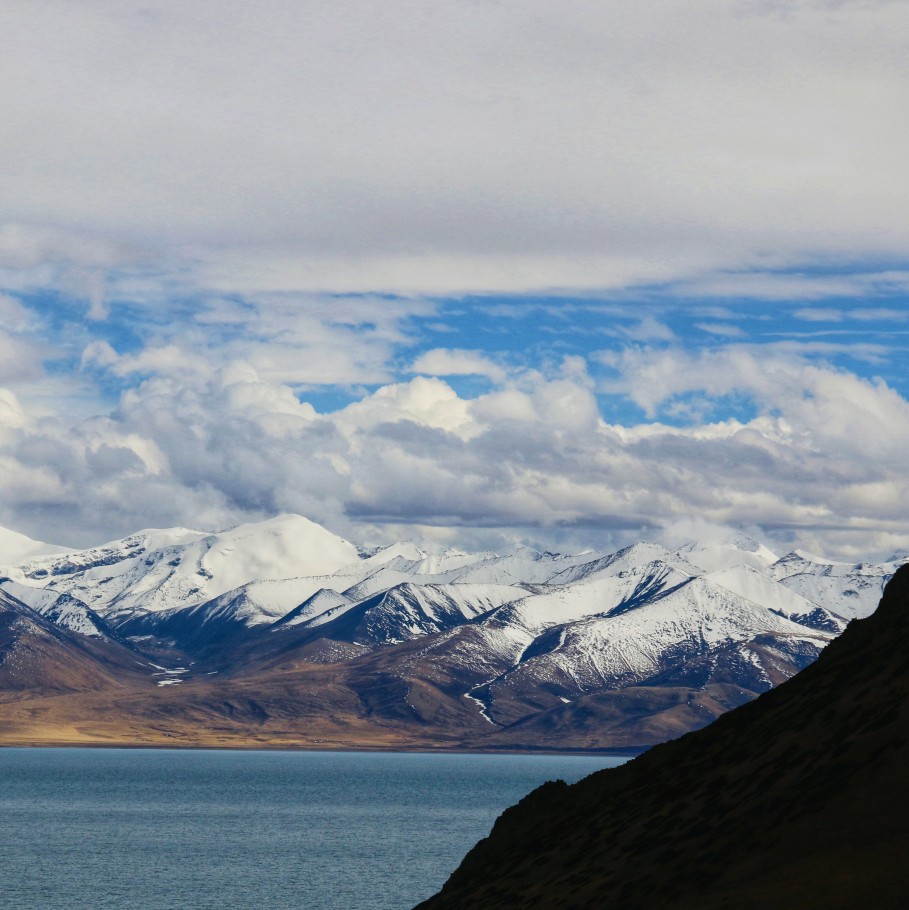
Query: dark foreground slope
417 564 909 910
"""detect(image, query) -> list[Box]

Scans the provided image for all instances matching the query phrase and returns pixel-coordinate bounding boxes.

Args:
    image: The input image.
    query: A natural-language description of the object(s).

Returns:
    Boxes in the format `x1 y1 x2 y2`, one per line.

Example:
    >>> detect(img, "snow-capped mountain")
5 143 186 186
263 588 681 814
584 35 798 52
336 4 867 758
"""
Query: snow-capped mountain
769 550 895 619
0 578 116 639
0 515 902 751
3 515 359 619
0 588 151 694
469 573 828 725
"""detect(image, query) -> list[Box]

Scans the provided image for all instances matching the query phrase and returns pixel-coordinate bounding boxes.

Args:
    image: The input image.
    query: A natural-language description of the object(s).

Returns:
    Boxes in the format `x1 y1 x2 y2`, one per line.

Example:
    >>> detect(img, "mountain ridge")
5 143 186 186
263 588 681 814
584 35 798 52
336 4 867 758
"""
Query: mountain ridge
0 515 902 752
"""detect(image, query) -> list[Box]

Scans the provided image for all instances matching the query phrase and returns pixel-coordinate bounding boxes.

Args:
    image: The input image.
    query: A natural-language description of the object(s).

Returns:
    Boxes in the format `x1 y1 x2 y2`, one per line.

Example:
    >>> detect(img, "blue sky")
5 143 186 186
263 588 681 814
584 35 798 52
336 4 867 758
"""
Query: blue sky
1 1 908 558
29 277 909 421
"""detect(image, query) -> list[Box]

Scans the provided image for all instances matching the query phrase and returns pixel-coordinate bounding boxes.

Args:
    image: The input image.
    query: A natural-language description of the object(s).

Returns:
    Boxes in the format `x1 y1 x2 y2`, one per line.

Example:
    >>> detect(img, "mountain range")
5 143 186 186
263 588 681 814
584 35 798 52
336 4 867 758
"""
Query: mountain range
0 514 901 751
416 564 909 909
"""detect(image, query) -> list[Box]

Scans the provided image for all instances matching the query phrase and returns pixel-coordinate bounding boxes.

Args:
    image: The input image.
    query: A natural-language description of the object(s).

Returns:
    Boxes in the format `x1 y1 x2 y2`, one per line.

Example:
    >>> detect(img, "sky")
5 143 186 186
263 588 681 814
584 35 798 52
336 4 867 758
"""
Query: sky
1 0 908 559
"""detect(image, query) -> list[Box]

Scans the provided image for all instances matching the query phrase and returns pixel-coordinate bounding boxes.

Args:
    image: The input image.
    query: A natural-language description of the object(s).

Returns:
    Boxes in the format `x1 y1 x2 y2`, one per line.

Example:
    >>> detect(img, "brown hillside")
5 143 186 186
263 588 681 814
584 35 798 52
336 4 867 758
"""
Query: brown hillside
0 590 149 697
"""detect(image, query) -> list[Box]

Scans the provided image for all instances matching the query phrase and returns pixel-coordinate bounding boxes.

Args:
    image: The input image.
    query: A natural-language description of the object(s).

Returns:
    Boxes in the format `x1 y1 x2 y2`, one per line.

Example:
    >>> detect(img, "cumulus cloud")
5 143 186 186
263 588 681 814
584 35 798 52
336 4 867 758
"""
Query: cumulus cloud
1 342 908 559
336 377 478 441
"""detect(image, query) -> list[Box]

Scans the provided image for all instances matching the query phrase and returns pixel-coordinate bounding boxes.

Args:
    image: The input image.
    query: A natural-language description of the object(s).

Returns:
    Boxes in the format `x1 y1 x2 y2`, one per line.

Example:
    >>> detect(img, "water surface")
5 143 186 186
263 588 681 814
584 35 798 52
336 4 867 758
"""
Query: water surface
0 748 629 910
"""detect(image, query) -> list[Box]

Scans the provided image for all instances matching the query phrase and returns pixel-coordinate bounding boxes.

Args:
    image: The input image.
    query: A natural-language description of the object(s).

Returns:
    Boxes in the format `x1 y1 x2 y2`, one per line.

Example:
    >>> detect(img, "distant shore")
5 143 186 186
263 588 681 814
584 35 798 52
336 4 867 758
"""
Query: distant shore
0 738 645 758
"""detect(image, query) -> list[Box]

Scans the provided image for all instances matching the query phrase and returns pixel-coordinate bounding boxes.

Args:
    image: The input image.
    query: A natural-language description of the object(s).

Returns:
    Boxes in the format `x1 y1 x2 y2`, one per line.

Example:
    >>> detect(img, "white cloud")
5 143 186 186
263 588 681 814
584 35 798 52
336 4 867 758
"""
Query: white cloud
0 224 151 320
600 346 909 471
0 293 33 331
336 377 478 441
0 224 141 272
678 270 909 303
850 307 909 321
411 348 506 383
0 330 44 384
78 294 436 391
695 322 746 338
3 344 909 558
2 2 908 560
81 341 209 378
0 388 28 431
794 304 909 323
1 1 907 294
794 307 844 322
611 317 675 343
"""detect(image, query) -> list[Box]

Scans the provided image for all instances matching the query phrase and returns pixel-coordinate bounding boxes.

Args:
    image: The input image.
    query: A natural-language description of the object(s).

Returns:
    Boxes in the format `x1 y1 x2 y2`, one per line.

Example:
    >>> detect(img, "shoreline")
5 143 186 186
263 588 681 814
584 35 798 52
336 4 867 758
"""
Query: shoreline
0 739 645 758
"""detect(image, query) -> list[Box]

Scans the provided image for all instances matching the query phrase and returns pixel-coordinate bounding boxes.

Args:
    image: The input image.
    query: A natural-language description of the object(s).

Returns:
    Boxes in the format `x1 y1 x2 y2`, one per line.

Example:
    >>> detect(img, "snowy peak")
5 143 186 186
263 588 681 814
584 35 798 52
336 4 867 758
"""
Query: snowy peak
705 564 844 627
546 543 681 586
290 582 529 646
0 526 70 566
0 578 118 640
462 571 832 727
768 550 900 619
360 540 428 565
770 550 842 579
4 514 360 619
0 513 899 714
11 526 208 582
193 514 359 590
29 593 115 640
675 536 778 573
275 588 354 629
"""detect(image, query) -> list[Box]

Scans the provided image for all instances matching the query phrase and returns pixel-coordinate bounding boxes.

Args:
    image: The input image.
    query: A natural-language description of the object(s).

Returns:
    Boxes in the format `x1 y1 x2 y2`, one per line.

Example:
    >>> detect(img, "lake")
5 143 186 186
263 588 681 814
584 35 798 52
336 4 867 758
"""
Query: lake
0 748 629 910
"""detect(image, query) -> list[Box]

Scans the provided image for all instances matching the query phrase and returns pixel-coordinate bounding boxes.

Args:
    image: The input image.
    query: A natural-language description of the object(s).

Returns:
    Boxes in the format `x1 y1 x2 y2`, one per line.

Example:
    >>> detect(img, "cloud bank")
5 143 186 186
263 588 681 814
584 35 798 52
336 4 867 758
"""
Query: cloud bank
2 338 907 559
2 0 908 295
1 1 907 559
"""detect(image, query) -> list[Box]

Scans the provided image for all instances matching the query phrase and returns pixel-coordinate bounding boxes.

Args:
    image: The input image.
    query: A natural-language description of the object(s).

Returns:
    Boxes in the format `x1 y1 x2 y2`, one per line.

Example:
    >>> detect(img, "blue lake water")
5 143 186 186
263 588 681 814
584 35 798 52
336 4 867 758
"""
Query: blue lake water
0 748 629 910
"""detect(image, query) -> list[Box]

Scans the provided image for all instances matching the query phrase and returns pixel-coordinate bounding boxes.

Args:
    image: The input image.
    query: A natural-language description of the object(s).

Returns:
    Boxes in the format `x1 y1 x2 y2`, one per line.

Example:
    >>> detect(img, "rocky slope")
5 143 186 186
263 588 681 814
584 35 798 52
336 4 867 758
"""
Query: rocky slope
0 590 151 696
416 565 909 909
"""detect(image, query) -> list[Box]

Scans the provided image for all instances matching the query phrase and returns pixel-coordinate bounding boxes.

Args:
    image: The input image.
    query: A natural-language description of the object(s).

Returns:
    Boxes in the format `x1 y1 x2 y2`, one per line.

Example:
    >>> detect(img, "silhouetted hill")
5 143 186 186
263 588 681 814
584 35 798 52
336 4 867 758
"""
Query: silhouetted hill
416 564 909 909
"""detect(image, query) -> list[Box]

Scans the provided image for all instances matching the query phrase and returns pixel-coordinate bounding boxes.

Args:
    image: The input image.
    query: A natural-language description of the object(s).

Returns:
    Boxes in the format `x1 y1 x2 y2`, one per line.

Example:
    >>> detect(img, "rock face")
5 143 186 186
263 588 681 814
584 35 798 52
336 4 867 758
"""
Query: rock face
416 565 909 910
